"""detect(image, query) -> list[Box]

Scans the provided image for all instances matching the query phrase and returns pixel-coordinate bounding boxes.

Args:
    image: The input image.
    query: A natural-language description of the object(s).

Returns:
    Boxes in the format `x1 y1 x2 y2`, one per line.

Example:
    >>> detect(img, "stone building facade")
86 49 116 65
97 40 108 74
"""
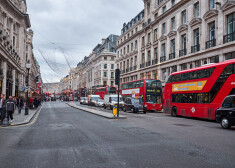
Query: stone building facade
0 0 41 98
116 0 235 89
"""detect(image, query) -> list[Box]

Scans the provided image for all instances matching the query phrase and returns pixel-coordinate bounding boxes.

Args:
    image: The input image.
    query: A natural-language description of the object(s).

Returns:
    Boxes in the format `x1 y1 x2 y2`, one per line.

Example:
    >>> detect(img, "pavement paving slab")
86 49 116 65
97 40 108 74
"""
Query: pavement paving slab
67 102 126 119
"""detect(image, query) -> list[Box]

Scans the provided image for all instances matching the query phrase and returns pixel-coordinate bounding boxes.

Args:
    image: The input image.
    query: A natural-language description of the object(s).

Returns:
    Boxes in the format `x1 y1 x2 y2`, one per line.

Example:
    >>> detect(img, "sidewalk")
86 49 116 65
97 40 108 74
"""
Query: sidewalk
1 105 42 127
67 102 126 119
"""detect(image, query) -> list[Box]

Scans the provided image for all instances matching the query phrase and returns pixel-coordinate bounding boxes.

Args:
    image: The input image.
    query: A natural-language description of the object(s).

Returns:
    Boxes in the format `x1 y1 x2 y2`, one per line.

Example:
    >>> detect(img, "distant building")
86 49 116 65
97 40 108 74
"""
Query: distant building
44 83 59 94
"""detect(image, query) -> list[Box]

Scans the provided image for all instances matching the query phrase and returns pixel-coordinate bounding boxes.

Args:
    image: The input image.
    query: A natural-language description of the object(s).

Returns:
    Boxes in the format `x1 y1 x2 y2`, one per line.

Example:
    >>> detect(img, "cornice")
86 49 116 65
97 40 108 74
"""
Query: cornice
189 17 202 27
203 9 219 21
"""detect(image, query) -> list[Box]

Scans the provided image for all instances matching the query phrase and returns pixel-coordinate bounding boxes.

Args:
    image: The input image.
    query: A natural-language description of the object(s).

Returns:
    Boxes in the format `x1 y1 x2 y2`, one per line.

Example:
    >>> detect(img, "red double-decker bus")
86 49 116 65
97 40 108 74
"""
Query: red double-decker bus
121 79 163 111
94 86 117 100
164 59 235 120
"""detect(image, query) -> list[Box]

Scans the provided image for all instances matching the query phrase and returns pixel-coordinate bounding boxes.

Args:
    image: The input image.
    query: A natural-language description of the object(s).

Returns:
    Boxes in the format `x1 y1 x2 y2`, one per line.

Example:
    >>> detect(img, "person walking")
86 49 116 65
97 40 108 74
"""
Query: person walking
18 96 24 114
6 96 16 123
0 94 6 124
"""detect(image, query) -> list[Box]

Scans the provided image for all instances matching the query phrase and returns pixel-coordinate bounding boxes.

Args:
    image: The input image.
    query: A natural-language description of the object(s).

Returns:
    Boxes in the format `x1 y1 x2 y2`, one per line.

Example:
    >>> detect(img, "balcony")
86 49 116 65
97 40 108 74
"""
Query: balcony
140 63 145 69
179 49 187 57
206 39 216 49
111 76 114 79
126 68 129 73
145 61 151 67
130 67 133 71
133 66 137 70
160 56 166 63
223 32 235 43
152 59 158 65
122 69 126 74
191 44 200 53
169 53 175 60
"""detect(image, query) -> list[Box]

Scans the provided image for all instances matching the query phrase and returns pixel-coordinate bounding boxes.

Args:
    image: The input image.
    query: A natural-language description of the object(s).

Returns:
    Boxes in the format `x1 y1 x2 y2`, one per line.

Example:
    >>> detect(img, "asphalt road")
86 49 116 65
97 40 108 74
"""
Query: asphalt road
0 101 234 168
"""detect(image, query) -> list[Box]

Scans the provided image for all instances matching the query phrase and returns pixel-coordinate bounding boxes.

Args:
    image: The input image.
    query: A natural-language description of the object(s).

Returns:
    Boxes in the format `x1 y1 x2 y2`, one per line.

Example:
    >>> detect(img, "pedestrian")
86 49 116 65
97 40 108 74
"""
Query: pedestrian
18 96 24 114
0 94 6 124
34 97 38 108
6 96 16 123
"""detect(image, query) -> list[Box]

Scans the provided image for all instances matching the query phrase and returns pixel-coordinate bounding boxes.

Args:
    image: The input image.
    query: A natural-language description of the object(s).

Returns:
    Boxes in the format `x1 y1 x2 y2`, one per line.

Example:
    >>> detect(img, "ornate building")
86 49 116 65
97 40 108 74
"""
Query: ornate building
0 0 41 98
116 0 235 89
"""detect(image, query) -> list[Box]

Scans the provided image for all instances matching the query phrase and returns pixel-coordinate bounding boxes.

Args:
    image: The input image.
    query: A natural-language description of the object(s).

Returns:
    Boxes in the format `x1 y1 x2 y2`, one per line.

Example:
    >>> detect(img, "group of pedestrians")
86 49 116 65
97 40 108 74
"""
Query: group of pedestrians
0 94 24 125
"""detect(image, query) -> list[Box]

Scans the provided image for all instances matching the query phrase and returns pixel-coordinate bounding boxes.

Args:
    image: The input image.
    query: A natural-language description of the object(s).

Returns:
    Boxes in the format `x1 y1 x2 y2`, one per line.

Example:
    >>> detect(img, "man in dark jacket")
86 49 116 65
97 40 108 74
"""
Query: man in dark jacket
6 96 16 122
18 96 24 114
0 94 6 124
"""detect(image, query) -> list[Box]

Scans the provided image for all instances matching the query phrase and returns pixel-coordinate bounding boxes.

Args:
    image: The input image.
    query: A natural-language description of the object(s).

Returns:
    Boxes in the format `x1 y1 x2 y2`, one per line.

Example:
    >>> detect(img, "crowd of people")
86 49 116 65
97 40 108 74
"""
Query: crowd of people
0 94 42 125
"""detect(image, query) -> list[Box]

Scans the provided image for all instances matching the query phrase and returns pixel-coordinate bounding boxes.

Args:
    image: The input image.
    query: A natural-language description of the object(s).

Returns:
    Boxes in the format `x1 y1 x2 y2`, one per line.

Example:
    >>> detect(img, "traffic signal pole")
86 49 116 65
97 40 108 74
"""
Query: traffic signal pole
115 69 120 118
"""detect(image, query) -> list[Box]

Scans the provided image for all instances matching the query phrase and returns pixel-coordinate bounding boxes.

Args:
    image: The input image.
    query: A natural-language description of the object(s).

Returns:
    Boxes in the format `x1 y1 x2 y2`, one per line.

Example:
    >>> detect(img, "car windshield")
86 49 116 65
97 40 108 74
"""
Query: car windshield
145 94 162 104
112 97 123 102
91 97 99 101
98 99 104 102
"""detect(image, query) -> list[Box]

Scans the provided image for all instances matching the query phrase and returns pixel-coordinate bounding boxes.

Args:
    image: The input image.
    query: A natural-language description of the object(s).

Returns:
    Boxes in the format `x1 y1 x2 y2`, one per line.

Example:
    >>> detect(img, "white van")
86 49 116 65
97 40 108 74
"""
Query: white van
104 95 124 110
88 95 100 106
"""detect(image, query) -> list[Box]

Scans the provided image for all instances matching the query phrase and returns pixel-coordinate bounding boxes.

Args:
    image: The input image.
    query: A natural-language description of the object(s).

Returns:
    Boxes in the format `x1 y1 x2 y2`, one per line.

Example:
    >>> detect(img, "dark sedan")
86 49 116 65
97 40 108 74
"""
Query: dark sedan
215 95 235 129
123 97 146 113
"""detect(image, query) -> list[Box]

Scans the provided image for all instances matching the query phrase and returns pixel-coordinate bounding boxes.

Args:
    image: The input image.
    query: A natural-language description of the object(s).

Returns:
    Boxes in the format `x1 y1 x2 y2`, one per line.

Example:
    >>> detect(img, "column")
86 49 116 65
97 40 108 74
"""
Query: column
12 69 16 96
2 61 7 95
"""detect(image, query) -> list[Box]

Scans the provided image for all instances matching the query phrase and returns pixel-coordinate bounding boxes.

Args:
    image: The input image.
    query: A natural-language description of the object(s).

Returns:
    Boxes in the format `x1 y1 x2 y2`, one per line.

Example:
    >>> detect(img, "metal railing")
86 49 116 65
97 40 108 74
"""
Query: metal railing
206 39 216 49
169 53 175 60
179 49 187 57
133 66 137 70
146 61 151 67
160 56 166 63
152 59 158 65
223 32 235 43
140 63 145 68
191 44 200 53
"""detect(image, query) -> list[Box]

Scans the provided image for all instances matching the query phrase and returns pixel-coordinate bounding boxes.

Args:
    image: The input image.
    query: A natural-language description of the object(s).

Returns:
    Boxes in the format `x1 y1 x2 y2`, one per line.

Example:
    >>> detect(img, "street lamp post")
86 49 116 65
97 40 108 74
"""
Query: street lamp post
25 60 31 115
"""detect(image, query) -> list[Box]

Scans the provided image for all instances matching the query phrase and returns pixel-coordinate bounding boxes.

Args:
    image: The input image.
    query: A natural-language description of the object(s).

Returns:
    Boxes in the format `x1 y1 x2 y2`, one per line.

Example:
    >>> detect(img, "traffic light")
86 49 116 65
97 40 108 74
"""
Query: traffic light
115 69 120 85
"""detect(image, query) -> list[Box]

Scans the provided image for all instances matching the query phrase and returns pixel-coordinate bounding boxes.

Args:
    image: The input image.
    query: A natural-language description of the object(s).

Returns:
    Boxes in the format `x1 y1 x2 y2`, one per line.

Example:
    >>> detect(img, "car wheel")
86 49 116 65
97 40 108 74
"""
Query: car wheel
123 107 126 112
104 105 106 109
171 107 177 117
221 117 231 129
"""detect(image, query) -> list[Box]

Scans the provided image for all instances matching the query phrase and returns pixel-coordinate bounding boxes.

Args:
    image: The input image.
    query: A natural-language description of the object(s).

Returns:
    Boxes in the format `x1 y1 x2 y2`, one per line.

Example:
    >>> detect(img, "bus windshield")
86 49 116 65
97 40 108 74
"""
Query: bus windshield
107 87 116 94
145 79 161 88
145 94 162 104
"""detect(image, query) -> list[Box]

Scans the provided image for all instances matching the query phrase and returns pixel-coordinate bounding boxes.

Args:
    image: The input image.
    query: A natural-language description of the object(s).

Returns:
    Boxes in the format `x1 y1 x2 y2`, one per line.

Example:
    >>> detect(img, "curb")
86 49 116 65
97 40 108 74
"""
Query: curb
67 102 126 119
0 103 44 127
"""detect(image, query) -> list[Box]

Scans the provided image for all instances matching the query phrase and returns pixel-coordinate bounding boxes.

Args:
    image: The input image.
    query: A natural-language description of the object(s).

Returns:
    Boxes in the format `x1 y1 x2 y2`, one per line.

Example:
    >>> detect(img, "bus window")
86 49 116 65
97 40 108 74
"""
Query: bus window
140 80 144 87
181 73 190 81
190 71 198 80
136 81 140 87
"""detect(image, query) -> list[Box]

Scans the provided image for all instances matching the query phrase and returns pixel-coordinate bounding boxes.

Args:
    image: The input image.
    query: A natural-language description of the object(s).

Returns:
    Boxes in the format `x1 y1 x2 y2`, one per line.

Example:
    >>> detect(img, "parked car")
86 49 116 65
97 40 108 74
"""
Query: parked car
95 99 104 107
88 95 100 106
104 95 124 110
123 97 146 113
215 95 235 129
80 97 88 105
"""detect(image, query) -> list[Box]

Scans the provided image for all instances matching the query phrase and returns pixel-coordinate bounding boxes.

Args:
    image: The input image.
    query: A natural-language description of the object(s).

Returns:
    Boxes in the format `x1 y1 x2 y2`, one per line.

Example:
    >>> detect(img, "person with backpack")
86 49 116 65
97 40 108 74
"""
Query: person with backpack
6 96 16 123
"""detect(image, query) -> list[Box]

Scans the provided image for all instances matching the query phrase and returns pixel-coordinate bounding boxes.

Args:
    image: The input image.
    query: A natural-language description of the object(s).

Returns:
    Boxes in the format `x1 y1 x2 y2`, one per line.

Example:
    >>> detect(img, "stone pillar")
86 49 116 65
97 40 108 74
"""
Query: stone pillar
2 61 7 95
12 69 16 96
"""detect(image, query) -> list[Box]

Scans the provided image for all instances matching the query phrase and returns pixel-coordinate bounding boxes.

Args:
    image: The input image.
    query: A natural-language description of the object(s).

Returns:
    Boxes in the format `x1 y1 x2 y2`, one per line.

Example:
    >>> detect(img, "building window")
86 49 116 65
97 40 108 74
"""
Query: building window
104 56 107 60
111 72 114 78
153 28 157 41
124 47 126 54
103 81 107 85
127 45 129 53
142 36 145 47
148 32 151 43
195 60 201 67
142 53 145 64
225 51 235 60
181 63 187 70
182 10 186 24
162 23 166 34
104 72 107 77
111 81 114 86
158 0 163 5
135 40 138 49
162 68 166 80
194 2 199 18
210 56 219 63
182 34 186 50
162 43 165 57
154 48 158 60
194 29 200 46
227 13 235 34
131 43 133 51
13 36 16 47
104 64 107 69
162 6 166 13
209 0 215 10
171 17 175 30
171 39 175 54
111 64 114 69
172 0 175 6
209 21 215 40
148 50 151 62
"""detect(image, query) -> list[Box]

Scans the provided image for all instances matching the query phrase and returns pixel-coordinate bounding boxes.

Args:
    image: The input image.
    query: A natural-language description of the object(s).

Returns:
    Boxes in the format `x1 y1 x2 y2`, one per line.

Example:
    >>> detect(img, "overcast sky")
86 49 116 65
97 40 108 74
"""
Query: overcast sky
27 0 144 83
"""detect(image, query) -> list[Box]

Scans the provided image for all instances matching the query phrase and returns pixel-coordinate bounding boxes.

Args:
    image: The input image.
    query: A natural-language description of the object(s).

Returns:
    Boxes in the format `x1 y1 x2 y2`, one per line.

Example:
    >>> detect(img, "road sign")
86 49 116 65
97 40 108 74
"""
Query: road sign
113 105 117 116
